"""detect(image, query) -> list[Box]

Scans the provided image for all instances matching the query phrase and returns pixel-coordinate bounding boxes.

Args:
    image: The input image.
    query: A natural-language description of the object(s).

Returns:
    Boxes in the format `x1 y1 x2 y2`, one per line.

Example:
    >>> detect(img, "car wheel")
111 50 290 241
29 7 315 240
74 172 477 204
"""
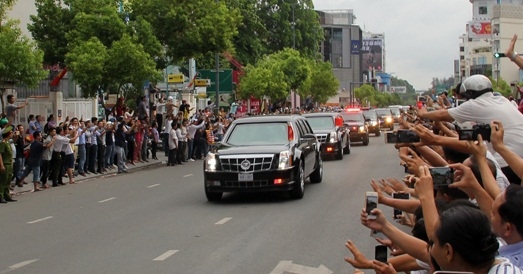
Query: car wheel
205 188 223 201
310 157 323 183
335 143 343 160
363 135 369 146
289 161 305 199
343 139 351 154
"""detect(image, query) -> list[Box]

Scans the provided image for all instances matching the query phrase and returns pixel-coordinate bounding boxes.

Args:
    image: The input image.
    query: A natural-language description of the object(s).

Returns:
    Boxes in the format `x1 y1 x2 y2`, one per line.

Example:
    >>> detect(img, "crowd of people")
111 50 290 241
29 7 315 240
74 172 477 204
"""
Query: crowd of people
342 35 523 274
0 94 237 204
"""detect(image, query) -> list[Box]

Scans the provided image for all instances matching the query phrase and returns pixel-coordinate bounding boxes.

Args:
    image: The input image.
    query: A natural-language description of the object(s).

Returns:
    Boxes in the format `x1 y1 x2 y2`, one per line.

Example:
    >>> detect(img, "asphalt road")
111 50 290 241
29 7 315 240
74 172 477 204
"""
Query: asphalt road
0 133 406 274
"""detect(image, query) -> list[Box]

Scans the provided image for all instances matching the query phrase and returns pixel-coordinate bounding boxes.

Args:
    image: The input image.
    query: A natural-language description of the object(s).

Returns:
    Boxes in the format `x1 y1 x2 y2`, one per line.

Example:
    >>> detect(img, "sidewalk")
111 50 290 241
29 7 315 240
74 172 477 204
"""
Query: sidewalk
11 152 173 197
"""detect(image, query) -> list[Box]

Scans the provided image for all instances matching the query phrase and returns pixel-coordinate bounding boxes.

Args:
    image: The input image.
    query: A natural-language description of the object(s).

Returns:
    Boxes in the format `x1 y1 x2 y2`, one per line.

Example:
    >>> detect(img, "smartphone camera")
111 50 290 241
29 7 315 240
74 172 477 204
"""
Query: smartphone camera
397 129 420 143
365 192 378 219
392 192 410 220
385 132 398 144
457 123 491 142
429 167 454 188
375 245 388 263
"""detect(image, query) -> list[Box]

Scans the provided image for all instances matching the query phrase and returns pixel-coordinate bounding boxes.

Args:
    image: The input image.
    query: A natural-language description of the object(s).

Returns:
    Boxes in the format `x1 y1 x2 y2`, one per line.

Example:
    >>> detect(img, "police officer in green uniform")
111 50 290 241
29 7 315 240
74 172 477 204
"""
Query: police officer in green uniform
0 126 16 203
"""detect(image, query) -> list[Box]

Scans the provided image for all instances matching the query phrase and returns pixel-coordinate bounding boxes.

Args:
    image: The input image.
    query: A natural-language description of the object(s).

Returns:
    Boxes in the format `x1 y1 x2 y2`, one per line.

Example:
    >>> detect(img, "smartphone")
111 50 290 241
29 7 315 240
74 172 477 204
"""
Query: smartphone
365 191 379 219
397 129 420 143
392 192 410 220
375 245 388 263
429 167 454 188
384 132 397 144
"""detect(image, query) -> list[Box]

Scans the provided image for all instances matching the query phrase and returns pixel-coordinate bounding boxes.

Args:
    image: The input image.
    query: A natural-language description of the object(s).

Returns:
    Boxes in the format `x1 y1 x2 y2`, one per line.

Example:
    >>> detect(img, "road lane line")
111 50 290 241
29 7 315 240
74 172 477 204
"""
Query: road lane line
215 217 232 225
183 174 193 178
27 216 53 224
147 184 160 188
98 197 116 203
1 259 39 273
153 250 178 261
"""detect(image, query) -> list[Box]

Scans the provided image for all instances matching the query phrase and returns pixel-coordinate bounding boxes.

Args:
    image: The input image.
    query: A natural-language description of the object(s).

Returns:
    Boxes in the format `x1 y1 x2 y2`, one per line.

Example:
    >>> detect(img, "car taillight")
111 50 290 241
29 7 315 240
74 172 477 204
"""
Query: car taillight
288 124 294 141
274 179 283 184
335 117 343 127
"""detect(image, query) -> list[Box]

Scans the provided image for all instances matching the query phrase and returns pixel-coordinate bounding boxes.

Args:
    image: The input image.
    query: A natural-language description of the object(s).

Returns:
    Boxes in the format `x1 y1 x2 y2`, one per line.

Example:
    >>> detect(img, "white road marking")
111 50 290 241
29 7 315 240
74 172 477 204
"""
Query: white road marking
147 184 160 188
98 197 116 203
271 260 333 274
153 250 178 261
1 259 39 273
215 217 232 225
27 216 53 224
183 174 193 178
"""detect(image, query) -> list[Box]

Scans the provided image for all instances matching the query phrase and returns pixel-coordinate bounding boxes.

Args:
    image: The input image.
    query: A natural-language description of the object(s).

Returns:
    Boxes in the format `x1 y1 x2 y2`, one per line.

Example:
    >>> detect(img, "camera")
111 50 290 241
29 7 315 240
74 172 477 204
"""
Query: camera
397 129 420 143
375 245 388 263
384 132 398 144
392 192 410 220
365 191 379 219
429 167 454 188
457 123 491 142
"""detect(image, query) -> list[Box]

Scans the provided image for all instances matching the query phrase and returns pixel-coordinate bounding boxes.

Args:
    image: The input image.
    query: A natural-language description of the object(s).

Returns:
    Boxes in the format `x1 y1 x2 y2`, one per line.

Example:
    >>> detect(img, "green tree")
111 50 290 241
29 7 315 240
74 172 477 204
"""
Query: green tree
0 17 47 109
257 0 323 58
490 77 512 97
354 84 375 107
132 0 241 63
28 0 72 66
30 0 163 98
390 76 415 94
301 60 339 104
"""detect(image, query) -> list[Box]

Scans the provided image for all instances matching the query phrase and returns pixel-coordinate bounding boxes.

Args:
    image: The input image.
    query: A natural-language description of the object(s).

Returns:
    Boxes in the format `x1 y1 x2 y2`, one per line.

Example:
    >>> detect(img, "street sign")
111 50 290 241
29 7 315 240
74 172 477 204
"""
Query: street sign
168 74 184 83
198 69 233 93
195 79 210 87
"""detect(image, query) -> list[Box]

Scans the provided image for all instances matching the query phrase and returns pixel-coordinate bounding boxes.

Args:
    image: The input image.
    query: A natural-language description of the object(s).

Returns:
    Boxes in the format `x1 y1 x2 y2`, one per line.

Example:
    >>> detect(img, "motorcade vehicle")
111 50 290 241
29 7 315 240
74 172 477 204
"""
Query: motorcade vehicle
203 115 323 201
361 108 381 136
339 109 370 146
303 112 350 160
375 108 395 130
388 106 402 122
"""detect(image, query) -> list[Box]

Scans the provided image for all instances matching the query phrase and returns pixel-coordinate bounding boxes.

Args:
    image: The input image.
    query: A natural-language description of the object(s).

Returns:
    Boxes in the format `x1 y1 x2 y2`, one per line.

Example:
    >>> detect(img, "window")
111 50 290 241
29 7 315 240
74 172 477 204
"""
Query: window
460 46 465 52
479 6 487 14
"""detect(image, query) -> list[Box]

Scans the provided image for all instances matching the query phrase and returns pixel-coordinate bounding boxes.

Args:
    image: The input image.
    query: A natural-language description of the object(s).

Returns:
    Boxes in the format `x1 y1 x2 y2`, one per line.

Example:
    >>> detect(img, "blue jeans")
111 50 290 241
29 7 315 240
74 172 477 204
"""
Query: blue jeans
15 157 25 181
105 144 115 167
22 163 40 182
115 146 126 172
77 144 86 173
187 139 194 159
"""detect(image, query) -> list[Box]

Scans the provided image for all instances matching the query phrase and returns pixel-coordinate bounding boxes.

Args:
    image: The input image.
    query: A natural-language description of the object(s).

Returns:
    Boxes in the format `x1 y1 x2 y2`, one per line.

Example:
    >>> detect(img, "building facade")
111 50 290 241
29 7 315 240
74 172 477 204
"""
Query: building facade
317 10 364 106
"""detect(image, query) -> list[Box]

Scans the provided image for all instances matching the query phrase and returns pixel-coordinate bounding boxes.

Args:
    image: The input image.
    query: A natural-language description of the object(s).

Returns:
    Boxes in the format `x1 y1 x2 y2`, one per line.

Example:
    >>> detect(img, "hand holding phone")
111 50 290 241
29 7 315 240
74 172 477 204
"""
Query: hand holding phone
392 192 410 220
375 245 388 263
365 191 379 219
429 167 454 188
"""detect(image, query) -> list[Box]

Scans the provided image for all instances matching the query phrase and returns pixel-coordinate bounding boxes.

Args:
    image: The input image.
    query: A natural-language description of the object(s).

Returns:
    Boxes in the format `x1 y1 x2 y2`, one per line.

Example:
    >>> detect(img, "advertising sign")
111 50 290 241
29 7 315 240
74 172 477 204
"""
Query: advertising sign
468 21 491 39
362 39 383 71
351 40 361 54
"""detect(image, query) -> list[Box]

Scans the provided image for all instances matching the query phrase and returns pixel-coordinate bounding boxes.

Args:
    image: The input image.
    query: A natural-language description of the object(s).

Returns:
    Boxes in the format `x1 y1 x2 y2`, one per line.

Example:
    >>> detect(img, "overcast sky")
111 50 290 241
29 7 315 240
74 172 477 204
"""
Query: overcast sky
312 0 472 90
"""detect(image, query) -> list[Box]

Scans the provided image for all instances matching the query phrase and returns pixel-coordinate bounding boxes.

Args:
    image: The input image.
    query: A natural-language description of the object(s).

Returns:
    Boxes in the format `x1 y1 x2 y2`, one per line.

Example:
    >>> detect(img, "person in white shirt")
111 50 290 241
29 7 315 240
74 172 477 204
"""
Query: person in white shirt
186 119 206 161
49 126 78 186
167 121 178 166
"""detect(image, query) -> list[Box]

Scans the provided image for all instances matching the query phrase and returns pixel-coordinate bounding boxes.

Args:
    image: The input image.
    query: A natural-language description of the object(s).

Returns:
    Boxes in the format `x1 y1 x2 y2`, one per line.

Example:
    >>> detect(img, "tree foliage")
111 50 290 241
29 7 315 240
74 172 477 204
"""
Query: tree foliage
490 77 512 97
301 60 339 104
131 0 241 63
29 0 162 98
354 85 402 107
390 76 415 94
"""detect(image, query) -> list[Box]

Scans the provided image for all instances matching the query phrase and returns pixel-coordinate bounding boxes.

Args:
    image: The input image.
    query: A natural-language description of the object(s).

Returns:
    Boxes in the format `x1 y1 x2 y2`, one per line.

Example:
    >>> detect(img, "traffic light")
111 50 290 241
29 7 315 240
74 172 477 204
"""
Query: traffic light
494 52 506 58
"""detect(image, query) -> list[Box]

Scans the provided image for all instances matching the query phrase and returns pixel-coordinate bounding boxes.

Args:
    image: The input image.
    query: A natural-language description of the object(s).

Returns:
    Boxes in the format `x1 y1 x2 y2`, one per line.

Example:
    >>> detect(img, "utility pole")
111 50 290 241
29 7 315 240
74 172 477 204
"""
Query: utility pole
215 0 220 116
292 4 297 111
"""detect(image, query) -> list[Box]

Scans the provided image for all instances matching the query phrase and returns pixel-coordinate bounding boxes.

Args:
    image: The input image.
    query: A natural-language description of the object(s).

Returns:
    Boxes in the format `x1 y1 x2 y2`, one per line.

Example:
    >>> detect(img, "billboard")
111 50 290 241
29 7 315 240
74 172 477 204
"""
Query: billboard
468 21 491 39
362 38 383 71
390 86 407 93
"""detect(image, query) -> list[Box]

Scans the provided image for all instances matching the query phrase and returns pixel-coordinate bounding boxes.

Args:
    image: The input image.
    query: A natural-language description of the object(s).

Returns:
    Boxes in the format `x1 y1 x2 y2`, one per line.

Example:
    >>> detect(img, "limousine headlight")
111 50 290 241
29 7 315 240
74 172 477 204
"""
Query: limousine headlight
279 151 292 170
329 131 338 143
205 153 217 172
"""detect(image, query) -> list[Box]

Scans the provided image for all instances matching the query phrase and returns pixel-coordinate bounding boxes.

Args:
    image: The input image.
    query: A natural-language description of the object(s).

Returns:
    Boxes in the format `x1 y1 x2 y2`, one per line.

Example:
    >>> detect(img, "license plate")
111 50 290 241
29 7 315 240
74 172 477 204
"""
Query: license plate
238 173 253 182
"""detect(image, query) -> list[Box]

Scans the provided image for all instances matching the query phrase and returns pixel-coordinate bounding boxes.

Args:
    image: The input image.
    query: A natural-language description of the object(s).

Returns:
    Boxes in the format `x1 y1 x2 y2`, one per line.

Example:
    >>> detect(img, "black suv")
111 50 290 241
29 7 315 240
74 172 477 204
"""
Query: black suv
203 115 323 201
362 109 381 136
303 113 350 160
375 108 394 131
339 110 370 146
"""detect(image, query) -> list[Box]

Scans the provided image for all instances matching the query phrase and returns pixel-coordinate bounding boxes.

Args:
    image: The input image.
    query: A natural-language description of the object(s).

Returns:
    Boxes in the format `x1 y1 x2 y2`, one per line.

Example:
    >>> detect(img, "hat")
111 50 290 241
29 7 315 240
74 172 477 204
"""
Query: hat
1 126 13 135
0 118 7 127
168 96 173 101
